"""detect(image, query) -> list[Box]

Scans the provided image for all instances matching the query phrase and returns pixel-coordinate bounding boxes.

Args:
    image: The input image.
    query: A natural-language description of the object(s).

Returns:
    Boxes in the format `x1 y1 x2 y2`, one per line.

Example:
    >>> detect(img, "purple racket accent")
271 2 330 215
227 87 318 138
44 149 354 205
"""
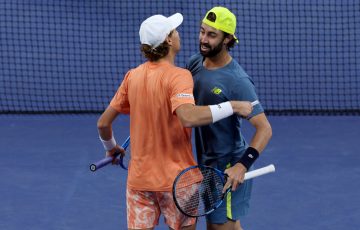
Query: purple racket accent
119 149 130 170
119 137 130 170
90 136 130 172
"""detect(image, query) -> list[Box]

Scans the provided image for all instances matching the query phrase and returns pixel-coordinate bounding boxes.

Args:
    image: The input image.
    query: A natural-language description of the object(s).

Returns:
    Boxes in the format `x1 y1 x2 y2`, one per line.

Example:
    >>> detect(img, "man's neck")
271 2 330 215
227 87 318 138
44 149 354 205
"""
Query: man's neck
158 50 176 65
203 51 232 70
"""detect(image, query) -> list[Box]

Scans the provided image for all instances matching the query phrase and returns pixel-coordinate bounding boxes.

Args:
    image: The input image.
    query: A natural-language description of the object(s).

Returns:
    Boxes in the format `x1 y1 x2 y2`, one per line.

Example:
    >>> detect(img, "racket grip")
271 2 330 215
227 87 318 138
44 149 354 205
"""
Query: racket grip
244 164 275 180
90 136 130 172
90 156 114 172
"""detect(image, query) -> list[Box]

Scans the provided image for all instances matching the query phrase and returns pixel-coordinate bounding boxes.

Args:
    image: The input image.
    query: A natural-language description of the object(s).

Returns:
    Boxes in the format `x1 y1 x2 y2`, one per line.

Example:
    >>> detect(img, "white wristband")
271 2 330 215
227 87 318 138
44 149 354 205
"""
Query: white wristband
209 101 234 123
99 135 117 151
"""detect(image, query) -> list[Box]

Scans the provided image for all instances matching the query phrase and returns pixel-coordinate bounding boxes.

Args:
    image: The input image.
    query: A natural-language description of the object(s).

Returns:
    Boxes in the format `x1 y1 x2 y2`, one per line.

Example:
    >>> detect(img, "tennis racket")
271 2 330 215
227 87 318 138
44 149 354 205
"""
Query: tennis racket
119 137 131 170
89 136 130 172
172 164 275 217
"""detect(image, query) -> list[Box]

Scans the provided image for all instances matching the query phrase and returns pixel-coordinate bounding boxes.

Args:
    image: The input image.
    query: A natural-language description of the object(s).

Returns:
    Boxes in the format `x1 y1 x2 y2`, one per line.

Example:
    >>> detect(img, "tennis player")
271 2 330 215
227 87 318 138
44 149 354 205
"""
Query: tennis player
97 13 255 230
186 6 273 230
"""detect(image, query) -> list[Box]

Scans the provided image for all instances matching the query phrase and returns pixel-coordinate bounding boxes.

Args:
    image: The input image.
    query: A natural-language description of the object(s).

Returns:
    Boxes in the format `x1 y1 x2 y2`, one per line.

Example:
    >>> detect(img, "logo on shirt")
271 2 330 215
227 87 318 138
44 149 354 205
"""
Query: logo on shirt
211 87 222 95
176 93 194 98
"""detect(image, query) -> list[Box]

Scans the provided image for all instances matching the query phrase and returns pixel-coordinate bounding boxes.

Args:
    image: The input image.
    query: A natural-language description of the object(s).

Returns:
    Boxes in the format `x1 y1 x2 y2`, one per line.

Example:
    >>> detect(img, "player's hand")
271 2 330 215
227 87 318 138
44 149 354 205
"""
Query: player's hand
105 145 125 164
230 101 253 117
222 163 247 193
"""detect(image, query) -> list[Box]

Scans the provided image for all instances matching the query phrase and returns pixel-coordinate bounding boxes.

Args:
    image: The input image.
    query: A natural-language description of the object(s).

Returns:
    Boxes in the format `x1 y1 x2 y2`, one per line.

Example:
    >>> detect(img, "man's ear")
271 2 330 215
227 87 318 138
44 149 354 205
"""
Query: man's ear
166 35 173 46
223 35 232 45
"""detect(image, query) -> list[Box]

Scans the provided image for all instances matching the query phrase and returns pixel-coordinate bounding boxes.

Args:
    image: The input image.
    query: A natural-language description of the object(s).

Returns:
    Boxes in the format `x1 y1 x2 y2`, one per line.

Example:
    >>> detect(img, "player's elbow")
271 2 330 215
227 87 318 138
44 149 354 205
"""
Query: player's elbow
180 119 196 128
178 115 197 128
176 104 200 128
97 116 111 131
263 123 273 140
252 114 273 141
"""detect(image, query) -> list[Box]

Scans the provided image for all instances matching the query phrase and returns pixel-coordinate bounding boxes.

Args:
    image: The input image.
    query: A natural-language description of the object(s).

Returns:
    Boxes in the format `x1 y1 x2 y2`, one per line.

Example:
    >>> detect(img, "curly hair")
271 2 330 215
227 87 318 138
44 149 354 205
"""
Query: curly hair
223 32 237 51
140 31 174 61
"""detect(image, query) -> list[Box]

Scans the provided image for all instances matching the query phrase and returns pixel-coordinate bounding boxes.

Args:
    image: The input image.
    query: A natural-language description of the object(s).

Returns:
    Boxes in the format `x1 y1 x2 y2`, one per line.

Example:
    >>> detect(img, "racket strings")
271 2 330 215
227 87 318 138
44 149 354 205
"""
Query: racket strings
174 167 224 216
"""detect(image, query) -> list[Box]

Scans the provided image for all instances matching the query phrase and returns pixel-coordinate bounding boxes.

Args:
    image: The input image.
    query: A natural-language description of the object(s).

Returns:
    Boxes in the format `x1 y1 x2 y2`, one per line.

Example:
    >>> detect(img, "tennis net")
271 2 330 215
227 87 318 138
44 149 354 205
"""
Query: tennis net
1 0 359 115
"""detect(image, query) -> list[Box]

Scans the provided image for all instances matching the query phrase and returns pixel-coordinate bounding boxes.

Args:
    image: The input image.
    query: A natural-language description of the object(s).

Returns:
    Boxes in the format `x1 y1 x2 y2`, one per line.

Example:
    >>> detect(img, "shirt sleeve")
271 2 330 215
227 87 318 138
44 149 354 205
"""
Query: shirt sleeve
109 70 131 114
231 77 264 118
169 69 195 113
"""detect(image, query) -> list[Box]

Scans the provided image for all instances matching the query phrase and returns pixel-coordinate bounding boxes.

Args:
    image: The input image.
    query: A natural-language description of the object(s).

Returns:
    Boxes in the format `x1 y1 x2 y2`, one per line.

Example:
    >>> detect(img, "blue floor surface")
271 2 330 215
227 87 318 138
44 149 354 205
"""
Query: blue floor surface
0 115 359 230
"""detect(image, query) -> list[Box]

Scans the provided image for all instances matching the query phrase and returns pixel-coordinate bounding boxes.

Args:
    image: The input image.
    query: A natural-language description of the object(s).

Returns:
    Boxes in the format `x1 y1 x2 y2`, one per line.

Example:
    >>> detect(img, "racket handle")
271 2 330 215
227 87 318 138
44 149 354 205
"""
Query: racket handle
90 136 130 172
90 156 114 172
244 164 275 180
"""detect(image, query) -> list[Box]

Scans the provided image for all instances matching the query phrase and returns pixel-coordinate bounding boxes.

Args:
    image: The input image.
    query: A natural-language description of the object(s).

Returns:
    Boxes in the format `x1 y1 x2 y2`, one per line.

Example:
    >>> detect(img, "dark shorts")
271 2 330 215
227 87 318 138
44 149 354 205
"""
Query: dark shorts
203 156 253 224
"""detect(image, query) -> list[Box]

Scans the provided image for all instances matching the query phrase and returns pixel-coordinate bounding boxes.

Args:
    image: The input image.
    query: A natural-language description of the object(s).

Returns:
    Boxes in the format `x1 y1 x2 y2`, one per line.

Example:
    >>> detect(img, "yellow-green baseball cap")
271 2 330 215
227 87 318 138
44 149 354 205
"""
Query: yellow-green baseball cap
202 6 238 43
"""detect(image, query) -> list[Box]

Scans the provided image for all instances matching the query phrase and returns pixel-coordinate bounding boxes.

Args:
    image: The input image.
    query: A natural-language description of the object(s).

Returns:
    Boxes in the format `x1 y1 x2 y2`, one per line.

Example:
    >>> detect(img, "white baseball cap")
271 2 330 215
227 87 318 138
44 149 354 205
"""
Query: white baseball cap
139 13 183 48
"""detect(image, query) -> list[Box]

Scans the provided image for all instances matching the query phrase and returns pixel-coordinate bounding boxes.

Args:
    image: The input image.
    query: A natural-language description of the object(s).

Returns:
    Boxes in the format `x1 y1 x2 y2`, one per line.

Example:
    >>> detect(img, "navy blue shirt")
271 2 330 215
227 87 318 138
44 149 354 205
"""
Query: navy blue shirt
187 53 264 168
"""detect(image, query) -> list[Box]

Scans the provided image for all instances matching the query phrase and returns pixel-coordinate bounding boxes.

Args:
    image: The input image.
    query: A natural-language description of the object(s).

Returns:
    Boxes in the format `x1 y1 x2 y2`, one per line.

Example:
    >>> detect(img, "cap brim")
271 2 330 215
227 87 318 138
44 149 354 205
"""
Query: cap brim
168 13 183 30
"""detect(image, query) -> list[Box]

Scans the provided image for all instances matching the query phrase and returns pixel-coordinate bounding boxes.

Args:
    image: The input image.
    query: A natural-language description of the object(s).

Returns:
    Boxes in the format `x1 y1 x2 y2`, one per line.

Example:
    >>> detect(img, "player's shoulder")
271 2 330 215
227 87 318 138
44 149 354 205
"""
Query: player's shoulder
127 63 145 76
133 62 148 72
171 64 191 73
186 53 203 75
229 59 246 75
167 65 192 77
229 60 253 81
188 53 202 64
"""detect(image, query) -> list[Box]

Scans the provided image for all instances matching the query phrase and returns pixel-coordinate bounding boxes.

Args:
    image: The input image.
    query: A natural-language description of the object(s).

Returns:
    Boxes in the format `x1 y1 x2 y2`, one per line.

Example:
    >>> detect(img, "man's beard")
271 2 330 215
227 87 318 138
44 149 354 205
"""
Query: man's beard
199 39 224 57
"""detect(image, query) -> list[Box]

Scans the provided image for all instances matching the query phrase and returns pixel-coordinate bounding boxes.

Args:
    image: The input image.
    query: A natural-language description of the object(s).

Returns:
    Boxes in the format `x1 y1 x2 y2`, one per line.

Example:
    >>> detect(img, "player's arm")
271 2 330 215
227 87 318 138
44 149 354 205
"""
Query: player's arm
248 113 272 153
175 104 212 127
224 113 272 191
97 106 124 157
97 106 119 139
175 101 254 127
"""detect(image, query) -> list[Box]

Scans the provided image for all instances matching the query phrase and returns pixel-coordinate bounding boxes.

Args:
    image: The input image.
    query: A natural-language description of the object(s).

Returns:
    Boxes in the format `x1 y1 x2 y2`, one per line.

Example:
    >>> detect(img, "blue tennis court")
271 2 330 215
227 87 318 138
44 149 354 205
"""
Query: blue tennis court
1 115 359 230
